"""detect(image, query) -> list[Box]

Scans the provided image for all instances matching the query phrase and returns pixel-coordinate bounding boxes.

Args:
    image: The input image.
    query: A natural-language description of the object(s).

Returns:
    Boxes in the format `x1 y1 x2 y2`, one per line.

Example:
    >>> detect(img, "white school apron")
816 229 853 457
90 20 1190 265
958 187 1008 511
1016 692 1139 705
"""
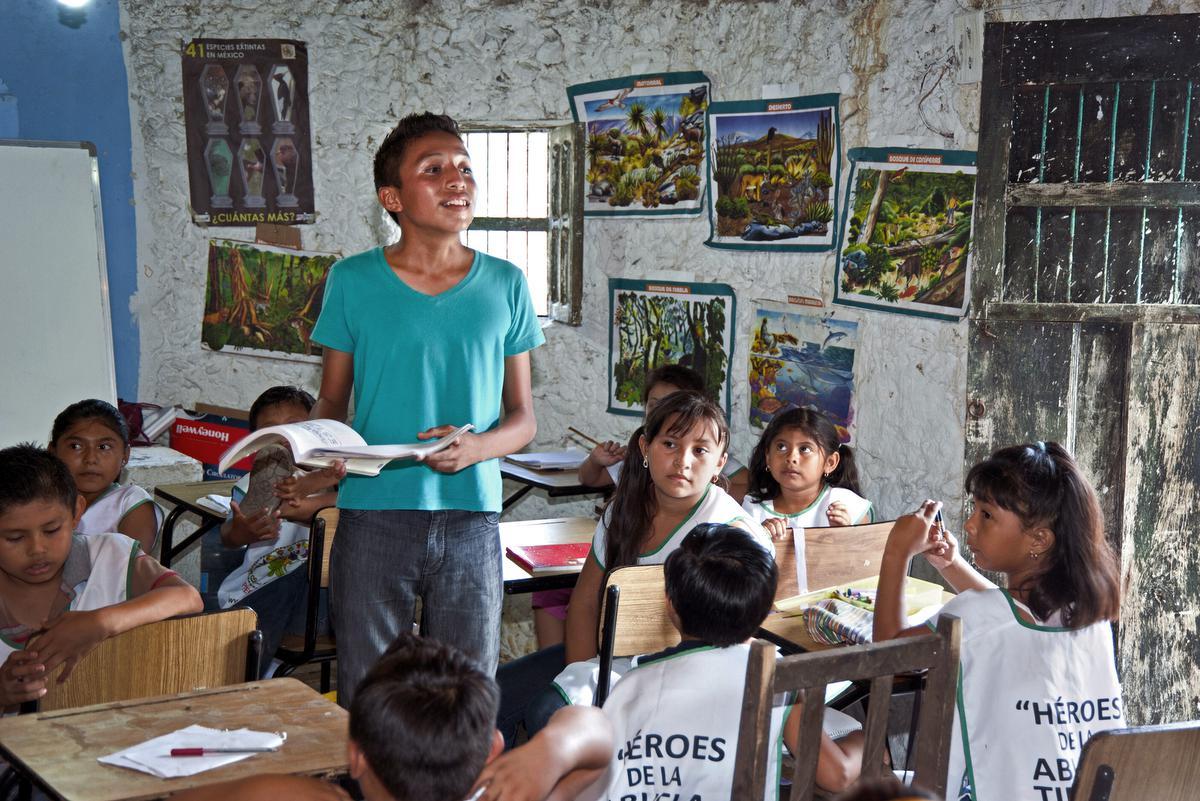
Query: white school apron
938 589 1124 801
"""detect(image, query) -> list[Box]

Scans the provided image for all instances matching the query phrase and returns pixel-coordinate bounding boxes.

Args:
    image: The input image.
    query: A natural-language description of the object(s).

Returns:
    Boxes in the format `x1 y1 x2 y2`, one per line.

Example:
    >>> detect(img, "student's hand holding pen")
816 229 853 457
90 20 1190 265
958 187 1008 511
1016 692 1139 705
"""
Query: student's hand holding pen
588 440 626 468
923 511 960 570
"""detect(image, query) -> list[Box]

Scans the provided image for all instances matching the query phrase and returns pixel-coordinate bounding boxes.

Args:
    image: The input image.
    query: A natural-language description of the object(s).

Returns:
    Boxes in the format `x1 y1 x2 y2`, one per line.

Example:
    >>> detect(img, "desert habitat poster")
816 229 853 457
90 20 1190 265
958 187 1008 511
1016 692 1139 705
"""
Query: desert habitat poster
748 301 859 443
202 239 337 362
834 147 976 320
706 94 840 251
568 71 710 217
608 279 736 418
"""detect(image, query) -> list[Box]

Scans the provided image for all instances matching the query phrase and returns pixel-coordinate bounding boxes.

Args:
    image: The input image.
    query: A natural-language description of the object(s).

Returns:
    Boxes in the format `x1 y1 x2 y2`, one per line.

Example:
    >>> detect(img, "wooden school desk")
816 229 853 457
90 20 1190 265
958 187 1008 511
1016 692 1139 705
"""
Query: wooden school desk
0 678 347 801
500 516 594 594
499 459 606 510
154 479 237 568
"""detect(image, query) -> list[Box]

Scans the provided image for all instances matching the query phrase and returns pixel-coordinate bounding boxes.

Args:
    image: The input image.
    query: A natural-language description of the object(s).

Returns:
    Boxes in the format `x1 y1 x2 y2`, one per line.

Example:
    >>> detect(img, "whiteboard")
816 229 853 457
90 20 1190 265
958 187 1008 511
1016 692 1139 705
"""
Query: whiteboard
0 140 116 446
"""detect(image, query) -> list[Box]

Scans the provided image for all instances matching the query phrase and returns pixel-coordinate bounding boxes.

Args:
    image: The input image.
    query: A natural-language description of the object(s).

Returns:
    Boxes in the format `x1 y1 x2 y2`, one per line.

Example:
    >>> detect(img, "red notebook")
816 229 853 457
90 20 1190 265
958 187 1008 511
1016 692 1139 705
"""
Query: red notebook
506 542 591 575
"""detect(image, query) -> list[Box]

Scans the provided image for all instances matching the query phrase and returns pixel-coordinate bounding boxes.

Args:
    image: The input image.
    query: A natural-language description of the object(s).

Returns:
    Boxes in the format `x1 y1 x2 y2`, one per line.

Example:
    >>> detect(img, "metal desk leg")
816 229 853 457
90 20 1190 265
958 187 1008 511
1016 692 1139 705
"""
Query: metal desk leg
502 484 534 511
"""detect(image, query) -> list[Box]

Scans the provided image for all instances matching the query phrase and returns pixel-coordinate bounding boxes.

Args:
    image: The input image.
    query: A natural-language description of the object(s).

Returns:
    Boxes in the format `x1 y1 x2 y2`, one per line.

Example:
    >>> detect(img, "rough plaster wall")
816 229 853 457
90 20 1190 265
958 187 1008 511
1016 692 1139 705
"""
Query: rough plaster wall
122 0 1185 533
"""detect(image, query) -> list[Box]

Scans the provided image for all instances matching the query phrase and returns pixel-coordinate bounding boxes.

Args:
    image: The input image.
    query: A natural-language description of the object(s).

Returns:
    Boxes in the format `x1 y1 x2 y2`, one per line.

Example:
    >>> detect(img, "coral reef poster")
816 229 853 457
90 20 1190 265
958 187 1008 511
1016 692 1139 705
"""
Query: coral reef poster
182 39 314 226
706 95 840 251
608 279 736 418
201 239 337 362
568 71 710 217
748 302 859 444
834 147 976 320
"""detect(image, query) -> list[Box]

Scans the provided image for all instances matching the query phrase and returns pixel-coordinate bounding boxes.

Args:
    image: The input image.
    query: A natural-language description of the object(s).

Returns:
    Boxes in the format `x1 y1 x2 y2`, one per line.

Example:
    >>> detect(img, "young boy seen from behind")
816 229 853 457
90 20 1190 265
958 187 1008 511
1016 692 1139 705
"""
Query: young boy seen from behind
0 445 202 709
174 632 614 801
585 523 863 800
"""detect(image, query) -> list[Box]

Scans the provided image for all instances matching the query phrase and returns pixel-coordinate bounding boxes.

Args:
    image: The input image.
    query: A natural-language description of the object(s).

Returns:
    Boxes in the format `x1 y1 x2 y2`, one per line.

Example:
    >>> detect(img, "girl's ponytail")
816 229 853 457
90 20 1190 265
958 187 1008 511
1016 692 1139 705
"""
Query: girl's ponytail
827 443 862 495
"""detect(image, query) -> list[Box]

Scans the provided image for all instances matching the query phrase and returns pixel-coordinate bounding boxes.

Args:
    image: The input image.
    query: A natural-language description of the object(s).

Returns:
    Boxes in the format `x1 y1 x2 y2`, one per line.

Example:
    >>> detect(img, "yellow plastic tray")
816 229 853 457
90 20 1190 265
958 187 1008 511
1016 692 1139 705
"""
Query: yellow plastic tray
775 575 945 617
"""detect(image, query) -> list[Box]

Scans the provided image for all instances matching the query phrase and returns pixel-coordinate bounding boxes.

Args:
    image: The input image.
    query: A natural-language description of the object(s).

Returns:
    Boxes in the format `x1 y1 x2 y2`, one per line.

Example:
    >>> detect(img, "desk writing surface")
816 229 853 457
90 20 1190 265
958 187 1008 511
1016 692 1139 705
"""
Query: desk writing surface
0 678 347 801
499 461 592 492
154 479 238 510
760 588 956 654
500 516 595 585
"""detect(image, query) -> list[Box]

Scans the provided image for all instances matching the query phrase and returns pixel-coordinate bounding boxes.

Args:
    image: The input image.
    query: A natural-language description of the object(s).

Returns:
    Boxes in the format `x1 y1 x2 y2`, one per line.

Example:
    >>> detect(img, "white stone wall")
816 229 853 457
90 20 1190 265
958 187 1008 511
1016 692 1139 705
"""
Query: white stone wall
120 0 1184 532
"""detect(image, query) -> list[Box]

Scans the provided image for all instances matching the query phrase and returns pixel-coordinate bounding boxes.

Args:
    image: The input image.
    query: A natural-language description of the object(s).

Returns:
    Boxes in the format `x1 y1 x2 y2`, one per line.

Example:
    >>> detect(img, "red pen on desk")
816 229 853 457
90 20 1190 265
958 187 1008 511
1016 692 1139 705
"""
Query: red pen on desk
170 747 279 757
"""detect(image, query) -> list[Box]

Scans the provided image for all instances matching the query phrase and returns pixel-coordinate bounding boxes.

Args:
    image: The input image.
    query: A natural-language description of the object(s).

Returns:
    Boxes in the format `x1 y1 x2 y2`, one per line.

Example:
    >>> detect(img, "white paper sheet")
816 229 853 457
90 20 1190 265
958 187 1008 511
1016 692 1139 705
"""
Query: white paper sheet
98 724 284 778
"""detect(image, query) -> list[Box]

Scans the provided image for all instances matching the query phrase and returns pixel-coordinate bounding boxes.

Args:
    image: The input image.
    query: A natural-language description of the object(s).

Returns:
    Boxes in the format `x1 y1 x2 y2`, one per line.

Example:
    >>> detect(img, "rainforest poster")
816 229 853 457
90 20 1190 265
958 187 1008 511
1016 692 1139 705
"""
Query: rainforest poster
834 147 976 320
608 279 735 417
568 71 710 217
706 94 840 251
202 239 337 361
748 302 859 442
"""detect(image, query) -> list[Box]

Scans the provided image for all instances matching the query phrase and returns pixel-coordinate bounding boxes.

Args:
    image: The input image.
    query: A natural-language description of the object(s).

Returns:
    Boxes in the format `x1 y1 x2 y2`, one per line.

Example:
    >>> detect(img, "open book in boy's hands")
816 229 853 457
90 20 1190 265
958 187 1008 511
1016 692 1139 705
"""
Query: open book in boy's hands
217 419 475 477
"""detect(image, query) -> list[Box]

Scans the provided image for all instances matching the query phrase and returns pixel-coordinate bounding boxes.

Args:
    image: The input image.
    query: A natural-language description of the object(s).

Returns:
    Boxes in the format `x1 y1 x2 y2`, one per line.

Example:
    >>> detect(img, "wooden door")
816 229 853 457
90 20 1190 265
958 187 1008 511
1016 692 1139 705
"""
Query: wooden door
972 14 1200 724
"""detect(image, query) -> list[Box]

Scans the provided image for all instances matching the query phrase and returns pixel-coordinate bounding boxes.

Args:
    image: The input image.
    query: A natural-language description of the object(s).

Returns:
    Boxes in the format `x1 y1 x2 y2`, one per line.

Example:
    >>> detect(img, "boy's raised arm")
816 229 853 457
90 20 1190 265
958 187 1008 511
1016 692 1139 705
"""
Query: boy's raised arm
313 347 354 421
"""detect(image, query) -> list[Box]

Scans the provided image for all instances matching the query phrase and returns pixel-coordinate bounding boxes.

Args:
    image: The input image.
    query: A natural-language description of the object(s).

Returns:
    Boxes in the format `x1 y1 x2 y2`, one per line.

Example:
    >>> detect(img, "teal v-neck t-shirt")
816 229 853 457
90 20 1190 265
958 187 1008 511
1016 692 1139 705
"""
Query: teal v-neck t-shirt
312 247 544 512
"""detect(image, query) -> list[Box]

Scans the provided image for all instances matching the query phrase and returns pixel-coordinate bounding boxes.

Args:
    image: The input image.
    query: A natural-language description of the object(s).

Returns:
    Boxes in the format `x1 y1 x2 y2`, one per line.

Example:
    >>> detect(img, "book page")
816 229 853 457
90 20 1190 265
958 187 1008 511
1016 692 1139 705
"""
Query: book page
218 419 365 473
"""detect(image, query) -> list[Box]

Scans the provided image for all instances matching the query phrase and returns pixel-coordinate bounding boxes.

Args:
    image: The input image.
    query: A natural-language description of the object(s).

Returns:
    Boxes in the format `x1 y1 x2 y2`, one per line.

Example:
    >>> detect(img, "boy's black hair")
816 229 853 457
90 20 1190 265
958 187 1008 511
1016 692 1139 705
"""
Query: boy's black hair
830 776 939 801
248 386 316 431
373 112 463 225
350 632 498 801
643 363 707 402
664 523 777 647
49 399 129 447
0 444 78 517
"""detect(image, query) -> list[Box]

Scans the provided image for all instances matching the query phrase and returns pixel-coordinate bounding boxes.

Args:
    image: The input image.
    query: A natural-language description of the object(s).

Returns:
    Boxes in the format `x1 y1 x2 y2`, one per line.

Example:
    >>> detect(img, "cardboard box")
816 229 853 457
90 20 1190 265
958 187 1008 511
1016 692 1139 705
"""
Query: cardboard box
170 406 251 480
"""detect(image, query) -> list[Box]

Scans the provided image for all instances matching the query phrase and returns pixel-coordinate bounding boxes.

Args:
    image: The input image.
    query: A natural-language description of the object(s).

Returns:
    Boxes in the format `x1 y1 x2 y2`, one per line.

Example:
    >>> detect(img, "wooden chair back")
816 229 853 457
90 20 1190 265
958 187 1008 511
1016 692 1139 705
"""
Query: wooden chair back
734 616 962 801
594 565 680 705
775 521 894 600
39 608 260 712
1071 721 1200 801
313 507 338 589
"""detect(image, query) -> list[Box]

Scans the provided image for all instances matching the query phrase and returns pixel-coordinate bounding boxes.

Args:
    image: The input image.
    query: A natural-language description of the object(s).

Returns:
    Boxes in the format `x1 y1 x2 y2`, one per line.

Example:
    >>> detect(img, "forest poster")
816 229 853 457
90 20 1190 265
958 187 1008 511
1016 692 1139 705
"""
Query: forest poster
705 95 840 251
748 301 859 443
201 239 337 362
834 147 976 320
568 71 710 218
608 278 736 417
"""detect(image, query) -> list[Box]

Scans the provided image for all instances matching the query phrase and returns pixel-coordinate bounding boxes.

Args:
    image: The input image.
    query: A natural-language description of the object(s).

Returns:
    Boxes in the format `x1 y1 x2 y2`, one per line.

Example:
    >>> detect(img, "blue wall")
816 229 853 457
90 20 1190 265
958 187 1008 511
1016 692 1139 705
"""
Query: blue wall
0 0 138 399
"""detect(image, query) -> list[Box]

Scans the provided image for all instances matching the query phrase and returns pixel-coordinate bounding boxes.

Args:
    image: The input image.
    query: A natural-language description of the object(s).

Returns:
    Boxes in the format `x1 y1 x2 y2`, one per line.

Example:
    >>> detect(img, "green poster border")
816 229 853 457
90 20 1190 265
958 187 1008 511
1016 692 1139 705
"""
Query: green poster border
704 94 842 253
832 146 977 322
607 277 737 418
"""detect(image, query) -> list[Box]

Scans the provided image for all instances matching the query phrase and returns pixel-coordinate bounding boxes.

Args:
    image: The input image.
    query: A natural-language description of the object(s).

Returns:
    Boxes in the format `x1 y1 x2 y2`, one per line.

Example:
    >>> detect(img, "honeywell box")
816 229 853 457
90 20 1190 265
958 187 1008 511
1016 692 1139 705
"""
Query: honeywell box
170 404 252 480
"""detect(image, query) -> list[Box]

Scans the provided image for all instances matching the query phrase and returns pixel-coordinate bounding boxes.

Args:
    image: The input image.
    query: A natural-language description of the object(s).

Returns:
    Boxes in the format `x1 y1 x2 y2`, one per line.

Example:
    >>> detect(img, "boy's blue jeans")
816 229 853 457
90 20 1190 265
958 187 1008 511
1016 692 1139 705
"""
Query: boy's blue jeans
329 508 502 707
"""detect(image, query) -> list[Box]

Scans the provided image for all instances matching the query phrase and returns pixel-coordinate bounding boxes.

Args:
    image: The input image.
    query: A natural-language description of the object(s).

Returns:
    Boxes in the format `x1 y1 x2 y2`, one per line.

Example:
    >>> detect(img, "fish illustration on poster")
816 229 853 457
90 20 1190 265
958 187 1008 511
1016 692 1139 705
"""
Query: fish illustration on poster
748 301 859 443
568 71 710 217
608 278 735 417
834 147 976 320
706 94 840 251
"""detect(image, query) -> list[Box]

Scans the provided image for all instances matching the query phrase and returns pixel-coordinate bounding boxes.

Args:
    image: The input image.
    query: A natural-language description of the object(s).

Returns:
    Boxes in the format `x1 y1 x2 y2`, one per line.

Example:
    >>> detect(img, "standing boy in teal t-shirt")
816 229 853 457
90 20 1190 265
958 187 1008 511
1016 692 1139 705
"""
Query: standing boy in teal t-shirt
311 113 544 702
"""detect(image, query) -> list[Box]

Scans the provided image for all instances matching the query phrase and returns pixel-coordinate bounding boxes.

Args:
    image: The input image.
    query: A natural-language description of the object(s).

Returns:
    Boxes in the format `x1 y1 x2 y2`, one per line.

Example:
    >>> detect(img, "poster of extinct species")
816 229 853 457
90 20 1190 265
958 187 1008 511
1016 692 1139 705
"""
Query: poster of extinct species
182 39 315 226
834 147 976 320
706 94 840 251
748 301 859 444
568 71 710 217
608 278 735 417
201 240 337 362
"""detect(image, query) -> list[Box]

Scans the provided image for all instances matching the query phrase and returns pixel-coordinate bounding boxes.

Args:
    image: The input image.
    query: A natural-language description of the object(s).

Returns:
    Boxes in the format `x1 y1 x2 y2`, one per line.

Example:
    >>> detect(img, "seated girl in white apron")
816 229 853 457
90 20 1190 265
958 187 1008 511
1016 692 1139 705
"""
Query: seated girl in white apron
872 442 1123 801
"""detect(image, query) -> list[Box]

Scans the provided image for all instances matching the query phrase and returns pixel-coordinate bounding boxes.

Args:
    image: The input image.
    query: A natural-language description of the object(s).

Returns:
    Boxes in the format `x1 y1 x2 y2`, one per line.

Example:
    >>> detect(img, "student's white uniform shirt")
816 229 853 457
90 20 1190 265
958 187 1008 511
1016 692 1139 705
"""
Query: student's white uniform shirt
934 589 1123 801
741 485 873 529
555 485 772 706
78 484 164 541
217 475 311 608
581 642 792 801
0 533 141 664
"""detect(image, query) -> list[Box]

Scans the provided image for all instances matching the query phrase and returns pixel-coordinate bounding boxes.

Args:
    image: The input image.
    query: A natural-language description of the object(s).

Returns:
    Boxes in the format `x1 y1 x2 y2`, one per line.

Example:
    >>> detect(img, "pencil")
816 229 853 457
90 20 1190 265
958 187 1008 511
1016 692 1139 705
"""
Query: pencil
567 426 601 447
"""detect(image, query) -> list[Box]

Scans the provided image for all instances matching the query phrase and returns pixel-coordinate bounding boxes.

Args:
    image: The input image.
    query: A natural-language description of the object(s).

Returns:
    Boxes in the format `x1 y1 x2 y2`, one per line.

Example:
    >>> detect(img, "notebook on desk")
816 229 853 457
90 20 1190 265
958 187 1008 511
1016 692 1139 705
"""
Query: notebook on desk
505 450 588 471
505 542 591 575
